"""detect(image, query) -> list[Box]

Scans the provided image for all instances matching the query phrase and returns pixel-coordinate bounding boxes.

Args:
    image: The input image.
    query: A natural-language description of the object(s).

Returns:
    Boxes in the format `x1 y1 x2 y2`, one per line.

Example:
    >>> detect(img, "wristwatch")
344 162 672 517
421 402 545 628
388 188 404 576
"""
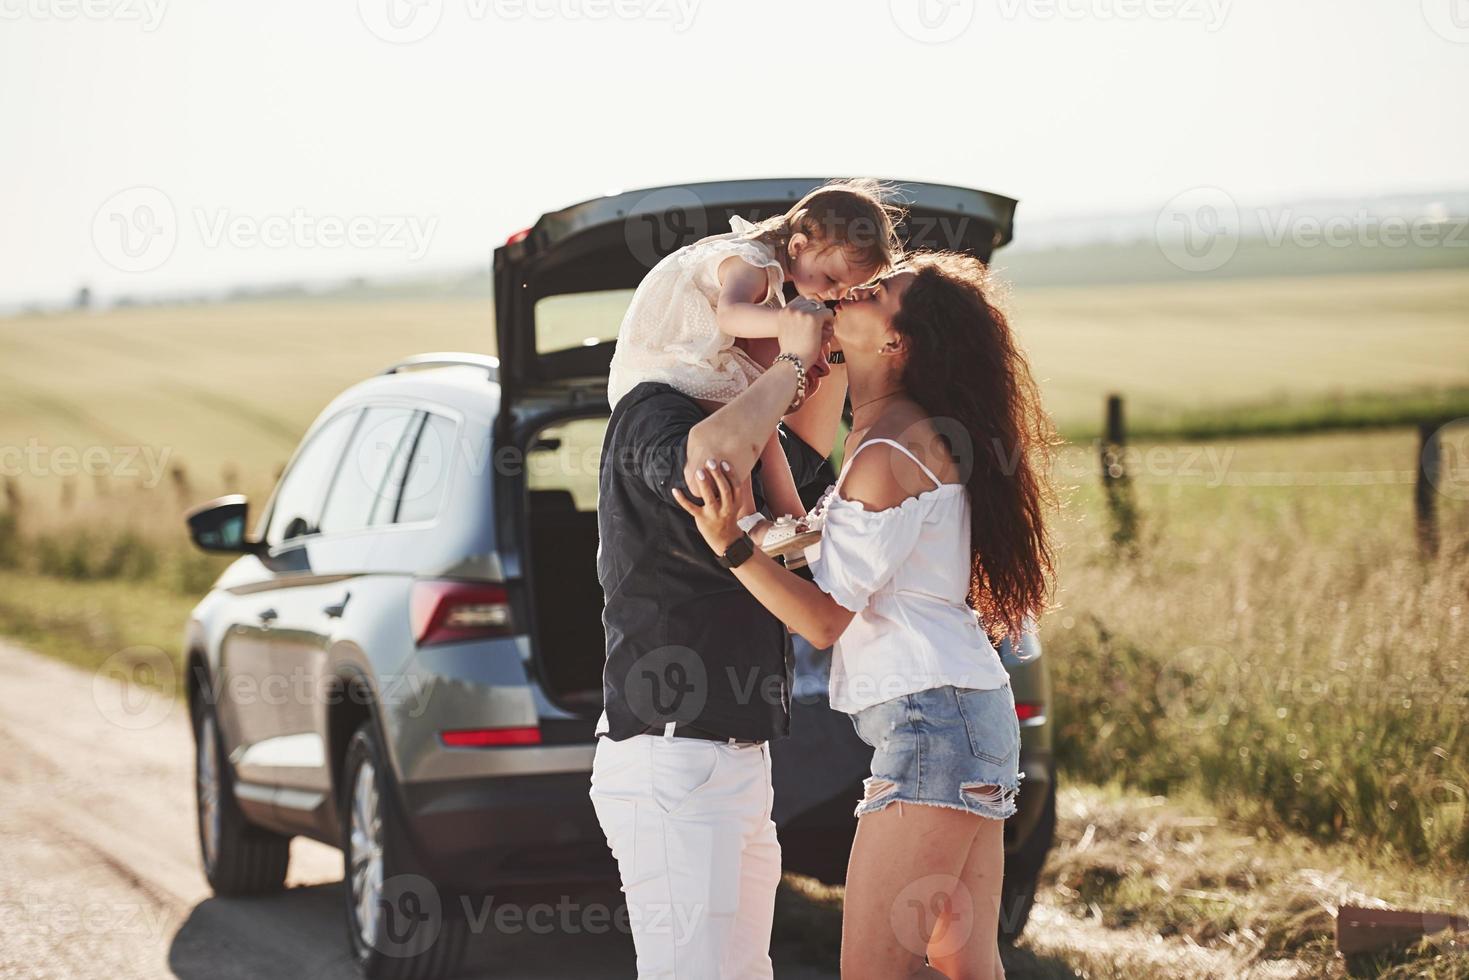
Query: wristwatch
717 533 756 569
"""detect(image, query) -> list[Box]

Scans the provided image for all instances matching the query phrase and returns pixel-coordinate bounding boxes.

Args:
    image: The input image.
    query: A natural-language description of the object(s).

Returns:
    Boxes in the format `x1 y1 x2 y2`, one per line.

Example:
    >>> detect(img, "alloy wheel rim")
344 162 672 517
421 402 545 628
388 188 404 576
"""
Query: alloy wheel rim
348 759 384 950
197 712 221 870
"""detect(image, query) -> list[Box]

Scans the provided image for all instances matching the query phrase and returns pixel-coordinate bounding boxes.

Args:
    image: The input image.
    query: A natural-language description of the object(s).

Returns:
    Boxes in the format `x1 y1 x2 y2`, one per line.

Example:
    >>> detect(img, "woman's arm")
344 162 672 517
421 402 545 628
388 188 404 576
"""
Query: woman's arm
673 460 854 648
674 441 927 646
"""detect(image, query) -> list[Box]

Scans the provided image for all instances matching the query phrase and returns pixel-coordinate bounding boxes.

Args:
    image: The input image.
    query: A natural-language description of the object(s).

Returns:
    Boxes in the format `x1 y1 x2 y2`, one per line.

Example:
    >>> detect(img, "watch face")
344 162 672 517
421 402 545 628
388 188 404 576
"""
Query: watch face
723 534 755 568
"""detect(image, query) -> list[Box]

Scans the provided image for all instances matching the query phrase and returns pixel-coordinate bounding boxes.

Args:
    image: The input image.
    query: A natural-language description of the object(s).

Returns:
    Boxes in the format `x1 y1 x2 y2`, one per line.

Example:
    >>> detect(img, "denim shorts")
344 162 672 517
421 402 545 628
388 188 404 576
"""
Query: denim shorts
850 683 1022 821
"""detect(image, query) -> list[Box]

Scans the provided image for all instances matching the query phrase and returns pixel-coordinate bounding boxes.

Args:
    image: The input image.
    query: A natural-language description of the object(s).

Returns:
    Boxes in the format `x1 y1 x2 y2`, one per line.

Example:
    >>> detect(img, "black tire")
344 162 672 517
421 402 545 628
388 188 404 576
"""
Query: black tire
340 721 468 980
192 696 291 896
999 779 1057 945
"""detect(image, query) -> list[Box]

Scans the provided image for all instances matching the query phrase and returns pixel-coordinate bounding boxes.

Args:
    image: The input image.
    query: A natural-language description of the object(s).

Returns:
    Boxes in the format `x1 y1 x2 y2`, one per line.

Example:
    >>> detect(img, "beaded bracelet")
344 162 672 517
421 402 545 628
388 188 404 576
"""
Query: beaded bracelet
772 352 807 413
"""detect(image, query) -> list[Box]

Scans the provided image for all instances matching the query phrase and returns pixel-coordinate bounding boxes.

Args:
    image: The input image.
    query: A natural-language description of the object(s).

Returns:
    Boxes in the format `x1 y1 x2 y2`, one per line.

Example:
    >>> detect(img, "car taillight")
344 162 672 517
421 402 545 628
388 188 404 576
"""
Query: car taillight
440 726 541 747
504 227 531 246
410 580 513 647
1015 702 1043 723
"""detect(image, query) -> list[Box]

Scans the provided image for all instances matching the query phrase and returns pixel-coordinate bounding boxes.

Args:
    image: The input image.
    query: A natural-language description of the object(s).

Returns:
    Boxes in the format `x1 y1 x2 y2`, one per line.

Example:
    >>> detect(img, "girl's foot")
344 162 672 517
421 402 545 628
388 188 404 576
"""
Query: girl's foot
758 513 823 568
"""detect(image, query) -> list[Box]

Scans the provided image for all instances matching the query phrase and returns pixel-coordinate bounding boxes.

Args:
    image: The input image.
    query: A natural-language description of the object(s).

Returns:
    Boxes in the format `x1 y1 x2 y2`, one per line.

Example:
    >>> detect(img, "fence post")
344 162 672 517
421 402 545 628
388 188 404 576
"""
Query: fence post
1101 395 1126 481
1416 422 1440 557
1100 393 1138 549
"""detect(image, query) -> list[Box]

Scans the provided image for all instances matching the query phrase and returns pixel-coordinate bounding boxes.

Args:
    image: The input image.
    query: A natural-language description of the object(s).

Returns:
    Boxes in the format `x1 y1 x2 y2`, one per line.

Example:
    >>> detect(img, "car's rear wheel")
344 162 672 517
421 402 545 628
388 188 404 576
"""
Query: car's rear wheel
193 697 291 896
340 721 468 980
1000 779 1057 945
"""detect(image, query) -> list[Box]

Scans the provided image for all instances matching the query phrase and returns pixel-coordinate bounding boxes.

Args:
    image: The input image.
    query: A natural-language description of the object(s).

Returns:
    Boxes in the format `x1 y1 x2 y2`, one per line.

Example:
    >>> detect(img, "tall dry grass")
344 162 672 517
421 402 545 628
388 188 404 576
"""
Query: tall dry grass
1042 429 1469 864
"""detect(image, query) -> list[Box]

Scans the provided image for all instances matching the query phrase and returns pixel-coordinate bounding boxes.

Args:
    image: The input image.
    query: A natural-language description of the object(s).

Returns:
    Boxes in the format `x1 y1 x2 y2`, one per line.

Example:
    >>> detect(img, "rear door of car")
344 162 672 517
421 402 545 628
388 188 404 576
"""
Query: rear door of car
228 403 426 808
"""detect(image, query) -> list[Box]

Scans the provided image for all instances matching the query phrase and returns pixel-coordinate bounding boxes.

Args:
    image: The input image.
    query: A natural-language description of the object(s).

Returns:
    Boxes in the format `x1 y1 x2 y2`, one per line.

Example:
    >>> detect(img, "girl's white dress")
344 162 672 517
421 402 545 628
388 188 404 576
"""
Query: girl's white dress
607 216 787 410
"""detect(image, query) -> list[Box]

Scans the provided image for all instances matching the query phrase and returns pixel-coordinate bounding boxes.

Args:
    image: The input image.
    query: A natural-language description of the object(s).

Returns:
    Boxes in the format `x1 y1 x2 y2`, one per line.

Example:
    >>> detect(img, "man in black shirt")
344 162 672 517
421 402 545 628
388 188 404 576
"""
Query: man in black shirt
590 314 840 979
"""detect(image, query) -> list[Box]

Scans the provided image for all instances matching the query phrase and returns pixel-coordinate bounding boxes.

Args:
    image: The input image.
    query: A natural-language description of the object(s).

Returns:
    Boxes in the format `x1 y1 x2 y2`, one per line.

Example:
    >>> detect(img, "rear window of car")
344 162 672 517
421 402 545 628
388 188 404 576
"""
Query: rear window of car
319 406 418 534
396 412 457 524
533 289 632 355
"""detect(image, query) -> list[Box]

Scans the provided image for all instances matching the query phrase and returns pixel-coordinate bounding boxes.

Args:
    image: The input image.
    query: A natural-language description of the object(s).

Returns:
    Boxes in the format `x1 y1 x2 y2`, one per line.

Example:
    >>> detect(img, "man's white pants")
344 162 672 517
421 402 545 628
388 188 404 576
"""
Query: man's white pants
590 732 781 979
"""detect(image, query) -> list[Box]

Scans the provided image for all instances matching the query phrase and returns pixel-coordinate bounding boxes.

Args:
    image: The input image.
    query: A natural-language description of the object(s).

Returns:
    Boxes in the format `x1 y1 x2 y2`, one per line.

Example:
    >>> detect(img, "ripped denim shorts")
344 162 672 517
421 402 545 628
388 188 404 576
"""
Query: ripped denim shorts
850 683 1022 821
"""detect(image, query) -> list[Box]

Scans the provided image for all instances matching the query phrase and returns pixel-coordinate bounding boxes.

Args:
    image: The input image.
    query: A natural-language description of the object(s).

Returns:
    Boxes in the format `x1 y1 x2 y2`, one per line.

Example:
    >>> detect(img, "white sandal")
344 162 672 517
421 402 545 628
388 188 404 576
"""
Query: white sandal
750 484 835 569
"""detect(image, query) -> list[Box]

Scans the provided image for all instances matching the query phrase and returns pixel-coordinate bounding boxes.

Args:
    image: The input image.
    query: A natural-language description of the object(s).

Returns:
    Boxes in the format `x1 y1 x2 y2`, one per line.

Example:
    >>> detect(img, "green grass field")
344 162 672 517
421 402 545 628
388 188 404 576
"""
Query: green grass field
1009 268 1469 438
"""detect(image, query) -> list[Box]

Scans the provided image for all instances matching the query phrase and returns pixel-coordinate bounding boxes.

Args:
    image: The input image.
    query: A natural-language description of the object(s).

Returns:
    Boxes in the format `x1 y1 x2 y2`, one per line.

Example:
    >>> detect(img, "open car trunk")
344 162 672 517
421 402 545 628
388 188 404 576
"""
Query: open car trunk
521 414 609 716
493 178 1018 715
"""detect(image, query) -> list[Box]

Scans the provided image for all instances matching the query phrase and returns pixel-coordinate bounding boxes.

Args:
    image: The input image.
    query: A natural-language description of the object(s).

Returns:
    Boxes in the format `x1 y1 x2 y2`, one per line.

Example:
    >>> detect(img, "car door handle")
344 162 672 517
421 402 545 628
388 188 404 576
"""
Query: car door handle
257 607 279 624
322 592 351 619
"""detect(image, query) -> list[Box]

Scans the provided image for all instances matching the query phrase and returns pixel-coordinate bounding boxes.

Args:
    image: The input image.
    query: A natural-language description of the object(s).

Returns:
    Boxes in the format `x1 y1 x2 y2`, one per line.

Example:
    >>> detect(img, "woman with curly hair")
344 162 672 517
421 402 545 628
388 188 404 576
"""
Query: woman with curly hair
675 251 1058 979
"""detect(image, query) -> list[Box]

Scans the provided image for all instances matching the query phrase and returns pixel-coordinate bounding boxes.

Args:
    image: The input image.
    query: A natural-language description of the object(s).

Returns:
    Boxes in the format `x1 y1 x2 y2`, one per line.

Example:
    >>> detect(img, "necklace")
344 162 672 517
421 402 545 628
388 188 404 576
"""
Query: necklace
851 390 902 423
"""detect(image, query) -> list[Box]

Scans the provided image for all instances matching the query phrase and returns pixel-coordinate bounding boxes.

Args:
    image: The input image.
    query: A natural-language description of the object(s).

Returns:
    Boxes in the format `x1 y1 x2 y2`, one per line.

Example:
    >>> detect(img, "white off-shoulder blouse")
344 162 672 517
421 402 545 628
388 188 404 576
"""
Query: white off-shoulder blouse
807 438 1009 714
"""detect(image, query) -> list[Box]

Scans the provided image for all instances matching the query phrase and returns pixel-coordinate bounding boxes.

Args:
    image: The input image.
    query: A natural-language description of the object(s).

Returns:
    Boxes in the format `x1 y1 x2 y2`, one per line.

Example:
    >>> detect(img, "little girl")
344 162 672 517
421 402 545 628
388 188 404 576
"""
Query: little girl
608 179 903 538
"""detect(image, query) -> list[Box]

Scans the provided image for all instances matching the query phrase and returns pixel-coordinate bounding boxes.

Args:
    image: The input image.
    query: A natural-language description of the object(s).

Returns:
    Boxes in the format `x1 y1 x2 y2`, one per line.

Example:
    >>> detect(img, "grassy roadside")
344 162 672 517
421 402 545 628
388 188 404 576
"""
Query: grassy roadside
773 784 1469 978
0 568 199 678
1037 785 1468 978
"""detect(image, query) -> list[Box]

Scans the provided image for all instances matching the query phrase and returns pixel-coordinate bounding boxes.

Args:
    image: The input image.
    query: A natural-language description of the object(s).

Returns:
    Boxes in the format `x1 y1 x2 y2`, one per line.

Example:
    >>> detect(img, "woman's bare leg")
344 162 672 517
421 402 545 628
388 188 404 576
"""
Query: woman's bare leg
927 814 1006 980
840 802 1001 979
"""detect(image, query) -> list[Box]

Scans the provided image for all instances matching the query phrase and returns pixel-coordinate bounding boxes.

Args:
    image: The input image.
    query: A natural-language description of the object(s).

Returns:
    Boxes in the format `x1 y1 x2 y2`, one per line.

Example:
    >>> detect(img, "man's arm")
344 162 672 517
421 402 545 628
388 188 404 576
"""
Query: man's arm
623 392 709 507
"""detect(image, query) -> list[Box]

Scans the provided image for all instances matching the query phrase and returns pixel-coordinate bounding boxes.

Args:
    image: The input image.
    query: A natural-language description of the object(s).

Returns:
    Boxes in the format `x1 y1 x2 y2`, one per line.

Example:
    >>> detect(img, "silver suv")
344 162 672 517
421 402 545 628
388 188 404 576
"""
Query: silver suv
182 178 1055 979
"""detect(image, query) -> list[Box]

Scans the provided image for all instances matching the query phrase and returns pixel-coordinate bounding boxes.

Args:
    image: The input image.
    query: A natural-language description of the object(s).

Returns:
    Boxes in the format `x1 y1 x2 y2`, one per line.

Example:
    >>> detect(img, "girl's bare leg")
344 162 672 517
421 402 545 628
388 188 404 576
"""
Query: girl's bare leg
757 430 804 521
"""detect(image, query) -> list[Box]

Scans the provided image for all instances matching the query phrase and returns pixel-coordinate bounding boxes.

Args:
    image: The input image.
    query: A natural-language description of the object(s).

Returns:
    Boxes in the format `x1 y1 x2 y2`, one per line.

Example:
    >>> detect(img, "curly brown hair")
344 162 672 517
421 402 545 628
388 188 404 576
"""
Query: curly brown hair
891 251 1058 639
745 178 906 279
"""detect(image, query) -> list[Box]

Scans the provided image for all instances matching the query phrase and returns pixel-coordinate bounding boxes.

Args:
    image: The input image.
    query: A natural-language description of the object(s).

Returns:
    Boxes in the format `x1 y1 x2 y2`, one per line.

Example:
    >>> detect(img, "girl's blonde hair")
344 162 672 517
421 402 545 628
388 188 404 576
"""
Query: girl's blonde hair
744 178 906 279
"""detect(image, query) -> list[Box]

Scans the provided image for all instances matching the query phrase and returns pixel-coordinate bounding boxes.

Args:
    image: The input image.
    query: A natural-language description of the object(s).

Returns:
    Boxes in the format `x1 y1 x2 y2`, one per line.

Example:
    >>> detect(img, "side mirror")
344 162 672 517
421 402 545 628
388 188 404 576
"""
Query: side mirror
185 495 264 555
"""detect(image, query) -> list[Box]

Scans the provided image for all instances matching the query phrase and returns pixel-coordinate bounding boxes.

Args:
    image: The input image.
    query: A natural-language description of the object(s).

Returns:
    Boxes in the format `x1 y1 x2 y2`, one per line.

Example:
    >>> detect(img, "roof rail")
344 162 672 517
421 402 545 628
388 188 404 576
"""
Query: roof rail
383 352 500 381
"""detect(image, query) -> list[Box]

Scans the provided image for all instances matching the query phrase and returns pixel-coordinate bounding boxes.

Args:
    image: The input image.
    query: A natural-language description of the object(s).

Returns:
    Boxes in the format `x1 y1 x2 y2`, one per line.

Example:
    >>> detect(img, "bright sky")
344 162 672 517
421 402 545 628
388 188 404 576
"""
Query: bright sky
2 0 1466 306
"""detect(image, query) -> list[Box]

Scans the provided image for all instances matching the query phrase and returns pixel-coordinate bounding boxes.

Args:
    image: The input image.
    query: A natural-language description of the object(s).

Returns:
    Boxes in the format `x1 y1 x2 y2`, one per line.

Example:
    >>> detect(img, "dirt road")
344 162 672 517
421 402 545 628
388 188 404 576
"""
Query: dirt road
0 641 841 979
